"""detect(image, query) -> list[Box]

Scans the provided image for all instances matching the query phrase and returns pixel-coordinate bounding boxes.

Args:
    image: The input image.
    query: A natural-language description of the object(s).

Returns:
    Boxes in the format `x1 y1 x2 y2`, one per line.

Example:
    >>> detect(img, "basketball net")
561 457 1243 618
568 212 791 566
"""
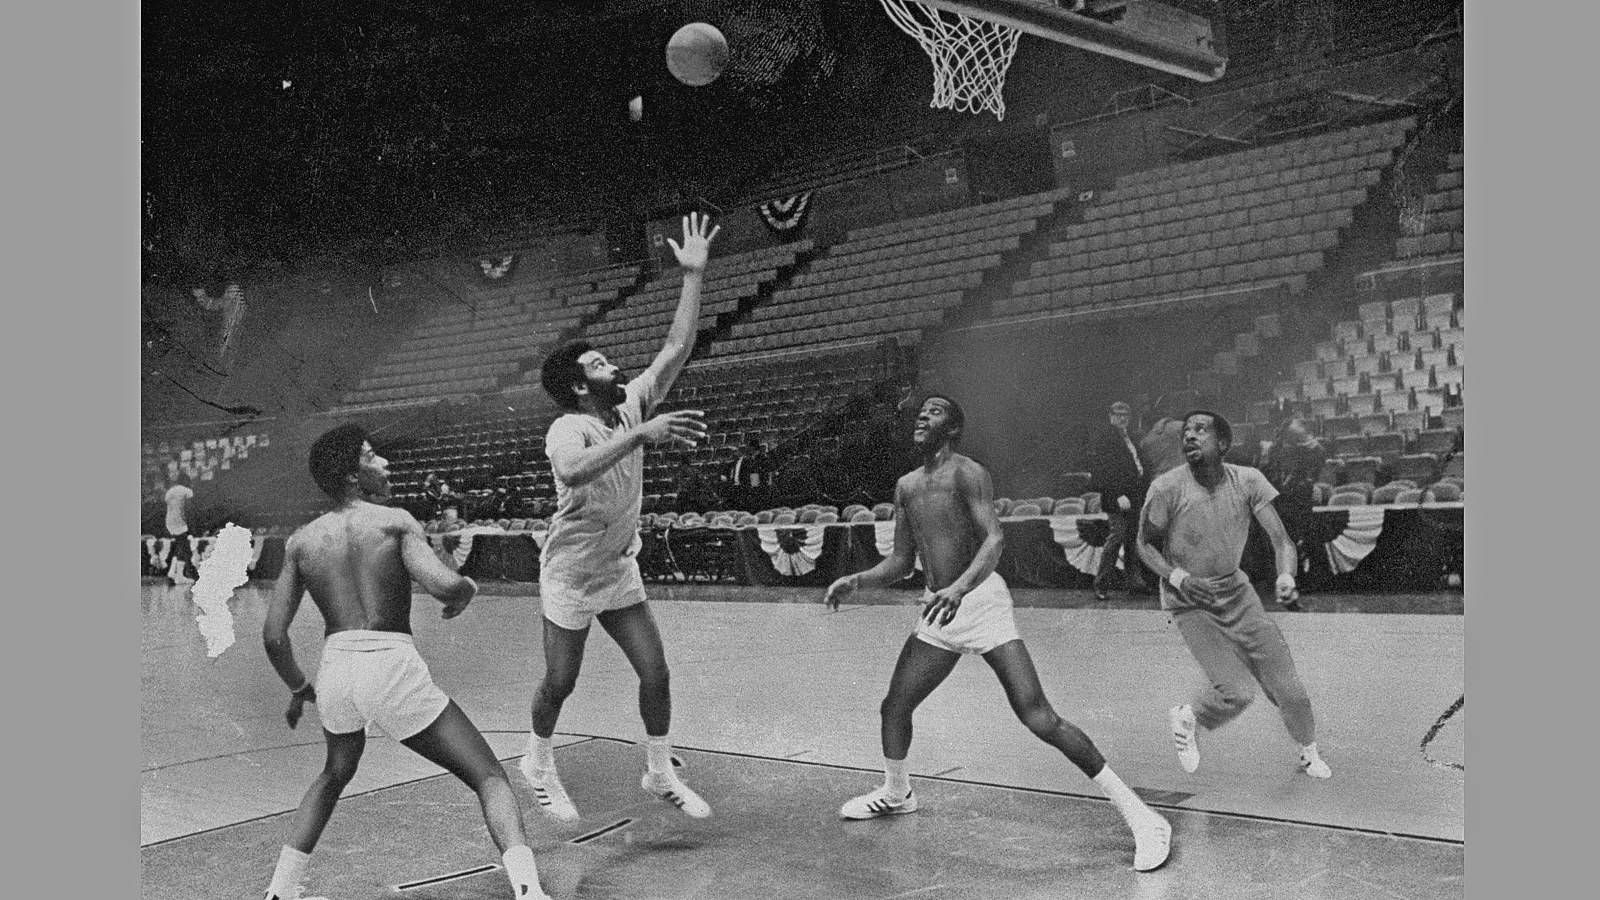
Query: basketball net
879 0 1022 120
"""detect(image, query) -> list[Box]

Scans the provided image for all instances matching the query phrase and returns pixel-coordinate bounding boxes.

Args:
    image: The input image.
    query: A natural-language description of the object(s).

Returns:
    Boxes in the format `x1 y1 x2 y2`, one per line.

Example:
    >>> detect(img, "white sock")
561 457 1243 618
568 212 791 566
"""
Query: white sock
1092 765 1156 829
501 845 543 899
884 757 910 798
645 735 673 775
265 845 310 900
1302 742 1320 756
526 733 555 771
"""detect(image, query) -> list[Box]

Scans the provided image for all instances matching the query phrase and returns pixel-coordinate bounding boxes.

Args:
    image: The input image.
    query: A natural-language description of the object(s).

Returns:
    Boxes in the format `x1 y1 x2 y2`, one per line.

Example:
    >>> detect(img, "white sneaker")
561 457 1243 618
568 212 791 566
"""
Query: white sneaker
517 756 580 822
642 770 712 818
839 785 919 820
1170 705 1200 773
1131 814 1173 872
1299 744 1332 779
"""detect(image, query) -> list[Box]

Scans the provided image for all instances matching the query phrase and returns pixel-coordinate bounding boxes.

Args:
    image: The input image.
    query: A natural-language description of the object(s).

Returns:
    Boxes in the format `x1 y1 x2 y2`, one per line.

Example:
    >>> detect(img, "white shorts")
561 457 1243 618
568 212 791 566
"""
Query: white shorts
539 558 647 631
315 631 451 741
913 572 1021 655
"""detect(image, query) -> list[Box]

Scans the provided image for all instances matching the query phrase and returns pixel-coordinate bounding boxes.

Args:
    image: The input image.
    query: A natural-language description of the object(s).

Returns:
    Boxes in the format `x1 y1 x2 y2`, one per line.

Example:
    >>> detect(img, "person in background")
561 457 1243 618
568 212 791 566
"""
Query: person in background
725 437 772 512
164 473 198 584
1140 413 1187 479
1261 415 1327 608
1089 400 1152 601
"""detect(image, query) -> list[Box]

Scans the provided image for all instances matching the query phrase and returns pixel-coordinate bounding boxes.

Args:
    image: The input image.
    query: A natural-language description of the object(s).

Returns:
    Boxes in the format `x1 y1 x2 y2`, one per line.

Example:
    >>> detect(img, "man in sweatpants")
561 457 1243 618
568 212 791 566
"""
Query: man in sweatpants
1136 410 1331 779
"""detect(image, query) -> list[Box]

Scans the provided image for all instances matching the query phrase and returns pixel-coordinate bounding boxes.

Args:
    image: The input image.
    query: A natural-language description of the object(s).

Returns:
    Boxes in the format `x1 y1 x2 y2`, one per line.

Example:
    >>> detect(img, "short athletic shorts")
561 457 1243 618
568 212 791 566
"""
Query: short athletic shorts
315 631 451 741
538 556 647 631
913 571 1021 655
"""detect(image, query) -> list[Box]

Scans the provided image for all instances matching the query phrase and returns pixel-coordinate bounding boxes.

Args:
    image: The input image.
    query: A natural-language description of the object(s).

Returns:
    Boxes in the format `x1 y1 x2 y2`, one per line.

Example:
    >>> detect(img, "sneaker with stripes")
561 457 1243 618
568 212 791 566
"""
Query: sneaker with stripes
839 786 919 820
517 755 580 823
641 770 712 818
1170 704 1200 774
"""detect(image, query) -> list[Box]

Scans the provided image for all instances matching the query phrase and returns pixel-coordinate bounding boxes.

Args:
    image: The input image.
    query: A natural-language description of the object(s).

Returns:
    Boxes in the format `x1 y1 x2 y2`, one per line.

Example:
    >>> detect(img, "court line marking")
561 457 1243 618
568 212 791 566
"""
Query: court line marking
1420 694 1464 771
141 735 601 848
569 818 635 845
143 732 1462 850
568 735 1464 847
141 733 599 776
394 863 500 891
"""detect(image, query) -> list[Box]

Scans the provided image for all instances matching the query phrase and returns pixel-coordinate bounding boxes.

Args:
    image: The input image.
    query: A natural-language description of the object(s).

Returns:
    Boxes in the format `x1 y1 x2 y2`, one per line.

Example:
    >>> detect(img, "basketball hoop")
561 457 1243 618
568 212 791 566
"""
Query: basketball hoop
878 0 1022 120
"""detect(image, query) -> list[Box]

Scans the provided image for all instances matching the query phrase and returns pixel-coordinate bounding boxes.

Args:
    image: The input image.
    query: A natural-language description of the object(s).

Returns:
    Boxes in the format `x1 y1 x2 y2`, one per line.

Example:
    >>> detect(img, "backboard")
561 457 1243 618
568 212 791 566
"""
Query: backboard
915 0 1227 82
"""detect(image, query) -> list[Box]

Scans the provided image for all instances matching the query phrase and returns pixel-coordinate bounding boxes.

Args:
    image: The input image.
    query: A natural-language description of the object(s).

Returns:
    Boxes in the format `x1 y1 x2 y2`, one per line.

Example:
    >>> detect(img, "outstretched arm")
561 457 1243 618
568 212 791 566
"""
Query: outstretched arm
547 410 708 488
824 483 917 609
395 511 476 617
638 213 720 407
262 537 316 727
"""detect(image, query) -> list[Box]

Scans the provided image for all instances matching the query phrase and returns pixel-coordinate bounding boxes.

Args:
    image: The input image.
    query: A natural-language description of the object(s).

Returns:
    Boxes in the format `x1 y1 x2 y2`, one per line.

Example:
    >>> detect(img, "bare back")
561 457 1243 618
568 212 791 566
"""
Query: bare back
287 502 417 635
898 453 996 592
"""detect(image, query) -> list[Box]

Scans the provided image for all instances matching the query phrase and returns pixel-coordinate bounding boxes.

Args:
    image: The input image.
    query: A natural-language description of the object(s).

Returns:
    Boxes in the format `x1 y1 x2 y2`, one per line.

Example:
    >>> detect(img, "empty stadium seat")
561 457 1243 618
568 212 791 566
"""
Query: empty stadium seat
1053 497 1086 516
1425 482 1462 502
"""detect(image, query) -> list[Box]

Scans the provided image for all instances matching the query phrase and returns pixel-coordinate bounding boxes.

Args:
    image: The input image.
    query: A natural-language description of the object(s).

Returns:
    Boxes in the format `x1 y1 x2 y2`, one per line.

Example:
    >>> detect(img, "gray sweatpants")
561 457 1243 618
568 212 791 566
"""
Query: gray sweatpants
1169 576 1316 745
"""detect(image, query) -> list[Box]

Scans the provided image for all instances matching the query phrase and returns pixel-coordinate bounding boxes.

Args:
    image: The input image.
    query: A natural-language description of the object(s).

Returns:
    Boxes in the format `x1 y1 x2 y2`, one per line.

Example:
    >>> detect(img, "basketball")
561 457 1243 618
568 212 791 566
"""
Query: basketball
666 22 728 87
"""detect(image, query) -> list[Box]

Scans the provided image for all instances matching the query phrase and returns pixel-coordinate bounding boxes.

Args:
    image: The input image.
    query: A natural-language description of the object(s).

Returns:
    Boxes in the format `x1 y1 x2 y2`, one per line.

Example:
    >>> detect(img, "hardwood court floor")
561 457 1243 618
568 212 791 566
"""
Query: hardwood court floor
140 580 1464 899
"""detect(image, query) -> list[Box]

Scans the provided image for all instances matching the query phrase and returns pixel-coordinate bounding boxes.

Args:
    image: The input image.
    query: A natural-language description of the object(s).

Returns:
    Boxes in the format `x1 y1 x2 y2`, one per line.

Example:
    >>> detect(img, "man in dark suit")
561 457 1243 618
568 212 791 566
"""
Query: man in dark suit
1091 401 1151 600
724 437 771 511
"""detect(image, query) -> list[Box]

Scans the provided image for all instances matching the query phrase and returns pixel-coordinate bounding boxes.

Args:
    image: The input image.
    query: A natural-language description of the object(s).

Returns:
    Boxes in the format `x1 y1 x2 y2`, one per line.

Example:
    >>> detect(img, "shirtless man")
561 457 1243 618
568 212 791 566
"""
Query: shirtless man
520 213 717 823
823 395 1172 873
260 424 551 900
1135 410 1331 779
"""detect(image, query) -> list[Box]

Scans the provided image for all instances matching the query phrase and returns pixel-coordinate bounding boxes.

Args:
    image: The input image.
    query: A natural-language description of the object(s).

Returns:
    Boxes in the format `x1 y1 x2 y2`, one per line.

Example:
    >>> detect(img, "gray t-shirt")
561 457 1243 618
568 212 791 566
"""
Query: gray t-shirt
539 369 663 581
1141 463 1278 610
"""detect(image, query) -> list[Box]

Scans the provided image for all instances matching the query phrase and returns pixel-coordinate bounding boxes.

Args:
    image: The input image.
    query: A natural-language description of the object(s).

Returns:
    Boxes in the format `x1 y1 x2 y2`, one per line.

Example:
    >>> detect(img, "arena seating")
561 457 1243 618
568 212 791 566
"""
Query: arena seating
712 187 1073 357
1260 285 1463 500
339 264 638 409
638 346 909 512
737 140 937 204
142 432 271 493
549 241 813 377
999 119 1412 319
381 343 910 520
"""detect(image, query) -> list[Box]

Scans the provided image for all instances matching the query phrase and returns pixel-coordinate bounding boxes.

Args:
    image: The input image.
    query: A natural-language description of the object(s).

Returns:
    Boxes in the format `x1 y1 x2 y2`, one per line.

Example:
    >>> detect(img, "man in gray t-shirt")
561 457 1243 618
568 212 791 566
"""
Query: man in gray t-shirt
518 213 719 825
1136 410 1332 780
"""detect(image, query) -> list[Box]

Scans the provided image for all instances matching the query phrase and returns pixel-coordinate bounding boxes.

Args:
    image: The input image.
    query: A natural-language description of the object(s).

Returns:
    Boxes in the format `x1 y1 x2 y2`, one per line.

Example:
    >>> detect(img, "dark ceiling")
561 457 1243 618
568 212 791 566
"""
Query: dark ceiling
142 0 908 282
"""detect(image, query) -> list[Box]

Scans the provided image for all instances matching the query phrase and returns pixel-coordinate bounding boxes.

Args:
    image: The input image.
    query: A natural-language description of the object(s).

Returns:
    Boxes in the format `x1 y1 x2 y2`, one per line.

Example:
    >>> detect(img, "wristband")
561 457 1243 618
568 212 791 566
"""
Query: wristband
1276 573 1296 593
1167 568 1189 591
289 681 313 696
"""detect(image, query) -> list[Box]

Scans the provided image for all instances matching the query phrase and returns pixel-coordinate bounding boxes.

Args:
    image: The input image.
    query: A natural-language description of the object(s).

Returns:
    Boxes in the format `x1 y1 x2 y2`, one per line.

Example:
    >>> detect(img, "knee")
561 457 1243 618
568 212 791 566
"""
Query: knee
1215 681 1257 713
1015 699 1060 738
472 768 512 797
538 672 579 704
322 757 360 789
879 692 912 720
